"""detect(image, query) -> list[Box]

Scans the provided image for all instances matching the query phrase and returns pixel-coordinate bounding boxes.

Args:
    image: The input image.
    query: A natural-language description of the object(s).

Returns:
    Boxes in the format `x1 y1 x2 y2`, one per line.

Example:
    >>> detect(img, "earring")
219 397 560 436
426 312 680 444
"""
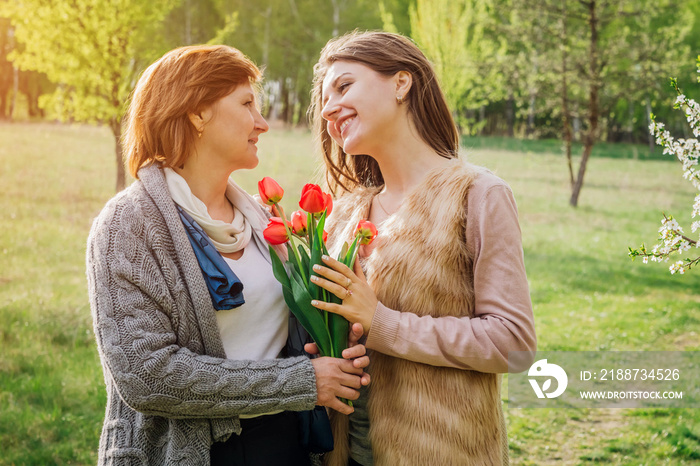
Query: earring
396 95 404 104
197 131 202 139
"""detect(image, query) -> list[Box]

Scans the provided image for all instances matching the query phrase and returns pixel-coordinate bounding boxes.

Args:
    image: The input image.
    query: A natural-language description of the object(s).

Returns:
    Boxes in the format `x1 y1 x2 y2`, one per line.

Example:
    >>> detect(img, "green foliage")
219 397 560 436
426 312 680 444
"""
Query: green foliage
212 0 382 124
2 0 178 127
378 1 399 34
0 0 694 147
409 0 504 131
503 0 693 140
163 0 225 46
208 12 239 45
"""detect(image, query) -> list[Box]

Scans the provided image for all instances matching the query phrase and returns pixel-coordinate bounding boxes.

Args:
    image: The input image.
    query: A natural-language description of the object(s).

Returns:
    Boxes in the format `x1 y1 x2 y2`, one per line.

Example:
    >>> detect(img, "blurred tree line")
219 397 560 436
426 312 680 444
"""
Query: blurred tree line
0 0 697 197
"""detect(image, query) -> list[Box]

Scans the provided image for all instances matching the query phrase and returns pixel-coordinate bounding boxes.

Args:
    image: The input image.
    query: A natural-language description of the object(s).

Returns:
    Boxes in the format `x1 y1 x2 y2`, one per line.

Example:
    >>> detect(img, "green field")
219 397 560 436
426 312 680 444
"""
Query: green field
1 122 698 465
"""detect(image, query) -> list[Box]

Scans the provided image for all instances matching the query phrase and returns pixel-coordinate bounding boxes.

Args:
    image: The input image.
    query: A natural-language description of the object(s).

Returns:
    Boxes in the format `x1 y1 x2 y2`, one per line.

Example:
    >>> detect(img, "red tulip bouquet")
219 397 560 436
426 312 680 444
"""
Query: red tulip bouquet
258 177 377 359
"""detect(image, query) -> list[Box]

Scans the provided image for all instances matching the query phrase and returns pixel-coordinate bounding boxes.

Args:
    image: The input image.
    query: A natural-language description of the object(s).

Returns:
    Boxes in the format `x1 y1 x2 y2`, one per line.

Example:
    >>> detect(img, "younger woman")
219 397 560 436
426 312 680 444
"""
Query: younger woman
308 31 537 465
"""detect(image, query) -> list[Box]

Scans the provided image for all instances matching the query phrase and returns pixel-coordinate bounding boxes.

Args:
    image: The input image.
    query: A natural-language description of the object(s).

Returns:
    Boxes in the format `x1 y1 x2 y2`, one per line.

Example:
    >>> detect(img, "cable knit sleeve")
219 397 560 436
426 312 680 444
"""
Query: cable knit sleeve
365 174 537 373
86 194 317 419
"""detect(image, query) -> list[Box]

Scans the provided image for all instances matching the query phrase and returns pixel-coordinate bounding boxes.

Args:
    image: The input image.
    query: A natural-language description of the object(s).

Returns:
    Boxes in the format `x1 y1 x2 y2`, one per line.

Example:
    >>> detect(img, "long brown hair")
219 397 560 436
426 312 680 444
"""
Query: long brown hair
310 31 459 196
124 45 261 178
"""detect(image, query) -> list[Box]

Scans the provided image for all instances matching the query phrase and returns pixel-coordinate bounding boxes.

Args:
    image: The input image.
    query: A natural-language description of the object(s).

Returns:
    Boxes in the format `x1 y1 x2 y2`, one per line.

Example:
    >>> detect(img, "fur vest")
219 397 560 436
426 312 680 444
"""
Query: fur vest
325 159 508 465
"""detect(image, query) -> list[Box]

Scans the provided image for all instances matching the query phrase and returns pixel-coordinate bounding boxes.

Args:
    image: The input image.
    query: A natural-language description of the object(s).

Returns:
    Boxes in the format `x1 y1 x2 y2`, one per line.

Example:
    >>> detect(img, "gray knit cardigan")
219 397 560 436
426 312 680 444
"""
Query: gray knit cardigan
86 165 317 465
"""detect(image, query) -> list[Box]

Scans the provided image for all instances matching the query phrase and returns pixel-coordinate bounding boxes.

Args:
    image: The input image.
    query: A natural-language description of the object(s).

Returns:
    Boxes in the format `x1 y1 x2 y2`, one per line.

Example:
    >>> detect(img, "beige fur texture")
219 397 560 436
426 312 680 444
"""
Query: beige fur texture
324 159 508 465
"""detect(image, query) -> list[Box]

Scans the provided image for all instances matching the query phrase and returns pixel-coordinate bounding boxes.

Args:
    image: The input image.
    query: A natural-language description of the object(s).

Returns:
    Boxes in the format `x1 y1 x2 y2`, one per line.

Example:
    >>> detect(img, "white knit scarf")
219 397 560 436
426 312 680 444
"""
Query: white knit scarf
164 168 269 254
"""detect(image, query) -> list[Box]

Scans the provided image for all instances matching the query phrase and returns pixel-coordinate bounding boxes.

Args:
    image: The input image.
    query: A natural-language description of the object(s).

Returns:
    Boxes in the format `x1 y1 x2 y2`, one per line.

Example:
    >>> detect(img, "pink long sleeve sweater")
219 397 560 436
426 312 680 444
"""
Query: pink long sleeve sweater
364 172 537 373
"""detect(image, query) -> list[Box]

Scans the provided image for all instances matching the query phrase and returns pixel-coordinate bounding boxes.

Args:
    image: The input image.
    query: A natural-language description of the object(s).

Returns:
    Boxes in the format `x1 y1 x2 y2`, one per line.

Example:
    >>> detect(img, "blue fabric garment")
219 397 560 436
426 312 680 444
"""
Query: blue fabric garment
286 314 334 453
176 205 245 310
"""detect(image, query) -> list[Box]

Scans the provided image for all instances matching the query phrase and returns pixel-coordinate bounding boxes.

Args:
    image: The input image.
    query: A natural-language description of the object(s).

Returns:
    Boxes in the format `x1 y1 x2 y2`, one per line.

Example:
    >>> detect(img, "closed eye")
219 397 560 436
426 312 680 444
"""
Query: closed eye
338 82 352 93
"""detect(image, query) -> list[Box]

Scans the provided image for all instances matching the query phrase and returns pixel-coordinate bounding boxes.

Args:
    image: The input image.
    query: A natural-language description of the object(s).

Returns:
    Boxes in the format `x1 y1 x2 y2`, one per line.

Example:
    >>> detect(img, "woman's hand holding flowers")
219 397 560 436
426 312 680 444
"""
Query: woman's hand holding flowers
305 322 371 387
311 356 364 415
310 255 379 334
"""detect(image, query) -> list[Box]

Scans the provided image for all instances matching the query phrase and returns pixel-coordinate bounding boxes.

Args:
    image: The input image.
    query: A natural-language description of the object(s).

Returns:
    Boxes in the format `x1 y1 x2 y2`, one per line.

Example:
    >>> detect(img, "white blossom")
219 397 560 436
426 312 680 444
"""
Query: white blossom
669 260 685 274
638 82 700 274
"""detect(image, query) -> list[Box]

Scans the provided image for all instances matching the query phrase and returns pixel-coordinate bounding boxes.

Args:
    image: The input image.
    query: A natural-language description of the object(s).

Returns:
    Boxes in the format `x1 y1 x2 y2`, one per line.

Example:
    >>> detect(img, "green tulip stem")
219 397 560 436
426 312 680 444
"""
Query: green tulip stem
273 202 308 287
309 212 338 359
291 233 309 248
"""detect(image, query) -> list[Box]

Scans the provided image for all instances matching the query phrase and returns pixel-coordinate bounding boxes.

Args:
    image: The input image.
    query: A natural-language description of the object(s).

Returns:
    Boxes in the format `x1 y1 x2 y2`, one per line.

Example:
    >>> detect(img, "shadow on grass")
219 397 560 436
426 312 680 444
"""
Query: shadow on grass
463 136 666 161
527 250 699 298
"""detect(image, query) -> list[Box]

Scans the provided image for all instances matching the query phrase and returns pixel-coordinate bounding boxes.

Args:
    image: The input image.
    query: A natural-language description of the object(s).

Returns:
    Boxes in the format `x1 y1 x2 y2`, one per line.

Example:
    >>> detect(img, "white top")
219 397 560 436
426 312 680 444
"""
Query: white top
220 243 290 420
218 244 289 362
163 167 294 419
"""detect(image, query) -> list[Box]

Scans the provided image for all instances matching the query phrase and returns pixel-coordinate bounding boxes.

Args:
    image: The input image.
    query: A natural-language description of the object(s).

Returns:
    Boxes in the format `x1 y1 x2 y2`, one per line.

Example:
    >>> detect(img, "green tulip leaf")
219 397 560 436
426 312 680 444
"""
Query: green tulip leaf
344 236 360 268
328 311 349 359
298 244 310 275
269 247 310 328
338 241 349 262
269 246 291 289
289 268 332 357
286 242 307 284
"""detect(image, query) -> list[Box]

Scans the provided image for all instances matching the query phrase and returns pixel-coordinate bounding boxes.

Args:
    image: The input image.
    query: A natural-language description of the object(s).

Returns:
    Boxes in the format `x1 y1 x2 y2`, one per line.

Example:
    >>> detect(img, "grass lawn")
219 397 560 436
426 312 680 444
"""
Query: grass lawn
0 122 698 464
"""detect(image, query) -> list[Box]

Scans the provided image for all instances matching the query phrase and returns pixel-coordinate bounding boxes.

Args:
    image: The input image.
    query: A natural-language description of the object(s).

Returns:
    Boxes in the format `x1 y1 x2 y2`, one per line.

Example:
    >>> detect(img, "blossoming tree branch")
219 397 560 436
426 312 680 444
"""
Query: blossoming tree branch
629 58 700 274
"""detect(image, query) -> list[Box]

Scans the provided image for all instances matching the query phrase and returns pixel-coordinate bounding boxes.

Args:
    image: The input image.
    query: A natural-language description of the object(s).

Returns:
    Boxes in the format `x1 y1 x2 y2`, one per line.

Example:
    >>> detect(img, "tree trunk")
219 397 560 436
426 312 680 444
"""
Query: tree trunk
626 100 634 143
506 89 514 138
563 99 574 188
526 56 538 137
331 0 340 37
25 71 41 118
526 92 536 136
479 105 485 135
0 91 6 120
111 118 126 192
262 6 272 66
570 137 593 207
184 0 192 44
281 78 291 124
570 0 600 208
560 1 574 187
296 90 309 127
9 65 18 119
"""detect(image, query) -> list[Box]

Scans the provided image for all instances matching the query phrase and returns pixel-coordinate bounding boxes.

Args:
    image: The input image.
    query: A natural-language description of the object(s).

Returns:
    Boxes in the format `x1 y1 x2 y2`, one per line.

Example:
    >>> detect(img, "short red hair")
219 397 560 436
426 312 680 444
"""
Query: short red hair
124 45 261 178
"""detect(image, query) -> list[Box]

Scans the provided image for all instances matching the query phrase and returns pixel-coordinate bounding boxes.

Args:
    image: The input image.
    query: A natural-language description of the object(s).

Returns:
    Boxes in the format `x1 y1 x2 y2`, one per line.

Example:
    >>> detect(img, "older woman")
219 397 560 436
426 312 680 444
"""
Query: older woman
86 45 368 466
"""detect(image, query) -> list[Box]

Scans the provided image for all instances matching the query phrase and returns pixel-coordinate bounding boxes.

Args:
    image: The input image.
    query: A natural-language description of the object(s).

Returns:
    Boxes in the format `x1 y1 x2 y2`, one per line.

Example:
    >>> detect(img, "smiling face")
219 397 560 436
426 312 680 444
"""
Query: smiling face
196 82 269 172
321 60 402 156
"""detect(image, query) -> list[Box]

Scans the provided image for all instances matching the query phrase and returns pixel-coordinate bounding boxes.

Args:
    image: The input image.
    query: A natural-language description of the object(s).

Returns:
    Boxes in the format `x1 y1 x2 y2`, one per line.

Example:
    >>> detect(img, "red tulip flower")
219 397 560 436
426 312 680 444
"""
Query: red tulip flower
323 192 333 216
260 173 379 371
299 184 332 215
263 217 292 245
356 220 378 245
258 177 284 205
291 210 308 235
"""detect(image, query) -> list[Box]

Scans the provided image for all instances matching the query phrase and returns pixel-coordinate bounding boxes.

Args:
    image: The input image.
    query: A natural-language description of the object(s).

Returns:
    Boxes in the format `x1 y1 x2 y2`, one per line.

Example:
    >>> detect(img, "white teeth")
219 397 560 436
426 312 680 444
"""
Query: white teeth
340 117 355 133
